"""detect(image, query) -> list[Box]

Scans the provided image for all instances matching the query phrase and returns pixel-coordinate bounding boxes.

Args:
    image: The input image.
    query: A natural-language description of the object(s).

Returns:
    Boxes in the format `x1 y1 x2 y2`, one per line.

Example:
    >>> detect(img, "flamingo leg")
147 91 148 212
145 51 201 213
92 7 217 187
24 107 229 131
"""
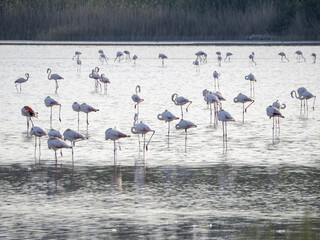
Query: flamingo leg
185 129 187 153
15 84 19 93
272 117 275 143
180 105 183 119
59 105 61 122
26 117 30 135
55 150 58 172
34 136 37 161
210 103 212 125
77 112 80 131
143 134 146 159
39 138 41 162
20 84 22 92
225 122 228 149
242 103 245 123
114 140 116 165
55 80 59 93
50 107 53 128
167 122 170 148
146 131 155 151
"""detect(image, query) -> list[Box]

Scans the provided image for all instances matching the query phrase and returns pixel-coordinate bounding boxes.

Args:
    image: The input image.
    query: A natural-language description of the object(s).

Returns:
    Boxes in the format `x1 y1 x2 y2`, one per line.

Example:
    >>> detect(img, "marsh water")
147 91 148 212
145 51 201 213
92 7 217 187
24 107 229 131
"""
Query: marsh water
0 43 319 239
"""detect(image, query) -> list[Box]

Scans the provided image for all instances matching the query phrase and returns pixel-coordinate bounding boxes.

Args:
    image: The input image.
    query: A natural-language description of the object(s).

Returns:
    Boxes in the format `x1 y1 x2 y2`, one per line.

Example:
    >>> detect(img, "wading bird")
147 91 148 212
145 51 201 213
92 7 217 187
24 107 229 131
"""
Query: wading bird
233 93 254 123
47 68 64 93
171 93 192 119
131 114 155 156
44 96 61 128
266 105 284 143
30 126 47 162
105 128 130 163
175 119 197 151
63 129 86 165
114 51 124 62
124 50 131 61
213 71 221 91
295 50 306 62
157 110 179 144
290 87 307 114
132 85 144 120
47 137 72 170
311 53 316 63
80 103 99 129
159 53 167 67
133 55 138 64
100 74 110 93
249 52 256 65
14 73 29 93
300 90 316 116
217 109 235 148
89 67 101 91
72 102 81 130
224 52 233 61
21 106 38 135
245 73 257 96
204 93 219 126
278 52 289 62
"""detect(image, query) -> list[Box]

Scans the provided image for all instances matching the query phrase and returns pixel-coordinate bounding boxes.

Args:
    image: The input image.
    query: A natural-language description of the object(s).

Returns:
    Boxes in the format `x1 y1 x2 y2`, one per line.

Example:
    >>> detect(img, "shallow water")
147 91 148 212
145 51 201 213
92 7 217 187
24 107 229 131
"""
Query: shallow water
0 44 319 239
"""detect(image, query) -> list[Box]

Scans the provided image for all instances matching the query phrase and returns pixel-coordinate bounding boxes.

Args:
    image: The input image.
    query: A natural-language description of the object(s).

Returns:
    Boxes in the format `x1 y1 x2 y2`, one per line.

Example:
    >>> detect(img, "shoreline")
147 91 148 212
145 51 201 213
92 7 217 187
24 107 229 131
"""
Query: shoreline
1 40 320 46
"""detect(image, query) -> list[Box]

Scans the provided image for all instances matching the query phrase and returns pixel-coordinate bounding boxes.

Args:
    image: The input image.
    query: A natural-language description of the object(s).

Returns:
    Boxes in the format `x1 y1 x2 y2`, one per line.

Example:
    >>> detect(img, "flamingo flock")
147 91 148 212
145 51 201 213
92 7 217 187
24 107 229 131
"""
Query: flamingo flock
14 47 318 169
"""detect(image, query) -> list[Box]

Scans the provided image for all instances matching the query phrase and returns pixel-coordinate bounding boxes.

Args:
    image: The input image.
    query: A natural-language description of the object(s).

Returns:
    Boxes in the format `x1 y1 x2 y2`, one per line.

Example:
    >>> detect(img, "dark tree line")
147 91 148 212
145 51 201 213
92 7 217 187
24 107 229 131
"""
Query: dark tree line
0 0 319 41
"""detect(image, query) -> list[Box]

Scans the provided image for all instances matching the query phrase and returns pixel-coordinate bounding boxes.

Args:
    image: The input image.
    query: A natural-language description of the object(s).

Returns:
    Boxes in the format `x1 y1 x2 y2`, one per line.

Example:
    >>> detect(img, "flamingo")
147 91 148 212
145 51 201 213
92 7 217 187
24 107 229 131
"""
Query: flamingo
272 100 286 137
311 53 316 63
124 50 131 61
295 50 306 62
216 51 221 56
30 126 47 162
114 51 124 62
21 106 38 135
47 68 63 93
131 116 155 156
217 55 222 66
195 51 206 63
171 93 192 119
72 51 81 60
204 93 219 126
89 67 101 91
105 128 130 163
100 74 111 93
48 128 63 156
132 85 144 120
175 119 197 151
72 102 81 130
133 55 138 64
249 52 256 65
213 91 226 108
266 105 284 142
233 93 254 123
202 89 213 109
63 129 86 165
300 90 316 116
193 59 200 72
47 137 72 170
224 52 233 61
245 73 257 96
14 73 29 93
80 103 99 129
159 53 167 67
213 71 221 91
291 87 307 114
157 110 179 144
278 52 289 62
217 109 235 148
99 53 109 64
44 96 61 128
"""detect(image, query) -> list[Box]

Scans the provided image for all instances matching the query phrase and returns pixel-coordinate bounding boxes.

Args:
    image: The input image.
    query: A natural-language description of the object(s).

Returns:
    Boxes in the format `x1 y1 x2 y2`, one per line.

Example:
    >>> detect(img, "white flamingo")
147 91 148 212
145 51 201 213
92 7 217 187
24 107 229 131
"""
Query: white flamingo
48 128 63 156
311 53 316 63
80 103 99 129
175 119 197 151
217 109 235 148
245 73 257 96
159 53 167 67
224 52 233 61
14 73 29 93
157 110 179 144
132 85 144 120
171 93 192 119
266 105 284 142
193 59 200 72
114 51 124 62
204 93 219 126
47 137 72 170
300 90 316 116
233 93 254 123
213 71 221 91
30 126 47 162
89 67 101 91
105 128 130 163
124 50 131 61
21 106 38 135
100 74 111 93
63 129 87 165
291 87 307 114
295 50 306 62
131 115 155 156
47 68 64 93
44 96 61 128
133 55 138 64
249 52 256 65
278 52 289 62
